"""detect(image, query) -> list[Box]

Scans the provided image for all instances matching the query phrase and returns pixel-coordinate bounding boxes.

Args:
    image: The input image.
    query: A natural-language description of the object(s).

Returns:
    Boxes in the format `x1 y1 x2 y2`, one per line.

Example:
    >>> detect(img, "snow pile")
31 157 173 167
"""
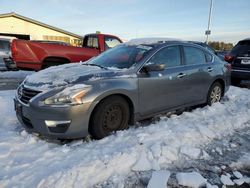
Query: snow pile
230 153 250 169
147 170 170 188
0 87 250 187
0 70 33 79
176 171 207 188
233 171 243 179
220 174 234 186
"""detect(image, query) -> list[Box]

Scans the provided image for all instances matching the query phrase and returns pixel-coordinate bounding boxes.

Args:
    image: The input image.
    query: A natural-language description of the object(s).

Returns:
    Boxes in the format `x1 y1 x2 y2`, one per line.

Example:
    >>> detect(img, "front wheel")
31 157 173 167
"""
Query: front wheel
207 82 223 106
89 96 130 139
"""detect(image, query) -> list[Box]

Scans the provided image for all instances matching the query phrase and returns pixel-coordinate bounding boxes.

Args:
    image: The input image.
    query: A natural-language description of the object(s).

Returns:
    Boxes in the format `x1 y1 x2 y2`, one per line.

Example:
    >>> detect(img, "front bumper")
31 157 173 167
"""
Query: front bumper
231 68 250 80
14 97 94 139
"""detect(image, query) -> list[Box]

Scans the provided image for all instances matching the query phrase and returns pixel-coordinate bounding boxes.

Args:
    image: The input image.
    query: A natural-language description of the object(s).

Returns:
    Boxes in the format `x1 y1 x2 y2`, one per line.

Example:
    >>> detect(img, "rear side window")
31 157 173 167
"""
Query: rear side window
183 46 206 65
205 53 213 62
148 46 181 68
0 40 10 50
83 36 99 49
231 40 250 55
104 37 121 50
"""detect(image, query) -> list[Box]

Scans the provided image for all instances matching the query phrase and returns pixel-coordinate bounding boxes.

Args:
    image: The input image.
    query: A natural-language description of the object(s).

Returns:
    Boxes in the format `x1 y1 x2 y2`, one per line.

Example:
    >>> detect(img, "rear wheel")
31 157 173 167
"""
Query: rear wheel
207 82 223 106
89 96 130 139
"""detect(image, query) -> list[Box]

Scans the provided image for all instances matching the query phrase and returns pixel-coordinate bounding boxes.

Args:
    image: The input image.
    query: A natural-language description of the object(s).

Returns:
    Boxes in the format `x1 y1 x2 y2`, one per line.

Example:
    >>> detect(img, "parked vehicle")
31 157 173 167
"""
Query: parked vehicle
14 39 231 139
0 38 11 70
11 33 122 71
224 38 250 85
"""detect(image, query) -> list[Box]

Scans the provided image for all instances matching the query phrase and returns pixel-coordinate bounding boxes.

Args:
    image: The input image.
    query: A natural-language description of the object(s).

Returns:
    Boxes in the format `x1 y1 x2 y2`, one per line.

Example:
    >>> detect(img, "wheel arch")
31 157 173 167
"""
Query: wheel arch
88 93 135 132
41 56 71 69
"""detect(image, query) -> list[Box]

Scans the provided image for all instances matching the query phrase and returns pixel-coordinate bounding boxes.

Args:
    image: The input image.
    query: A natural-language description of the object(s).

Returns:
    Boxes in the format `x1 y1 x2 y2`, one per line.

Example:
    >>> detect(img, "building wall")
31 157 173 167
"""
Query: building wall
0 16 82 46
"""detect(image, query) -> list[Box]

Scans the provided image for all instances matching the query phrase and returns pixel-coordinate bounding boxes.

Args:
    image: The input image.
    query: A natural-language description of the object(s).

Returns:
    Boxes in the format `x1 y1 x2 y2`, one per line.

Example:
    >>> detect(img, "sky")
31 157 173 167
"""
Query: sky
0 0 250 44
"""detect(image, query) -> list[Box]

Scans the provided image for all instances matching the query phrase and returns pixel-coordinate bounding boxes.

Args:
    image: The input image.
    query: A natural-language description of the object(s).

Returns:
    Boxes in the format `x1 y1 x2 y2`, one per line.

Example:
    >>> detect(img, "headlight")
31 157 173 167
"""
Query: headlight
44 84 91 106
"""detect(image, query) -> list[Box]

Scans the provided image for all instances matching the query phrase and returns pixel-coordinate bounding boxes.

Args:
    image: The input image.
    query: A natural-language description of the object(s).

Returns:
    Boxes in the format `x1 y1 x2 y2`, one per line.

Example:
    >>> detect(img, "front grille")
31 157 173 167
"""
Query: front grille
18 86 41 104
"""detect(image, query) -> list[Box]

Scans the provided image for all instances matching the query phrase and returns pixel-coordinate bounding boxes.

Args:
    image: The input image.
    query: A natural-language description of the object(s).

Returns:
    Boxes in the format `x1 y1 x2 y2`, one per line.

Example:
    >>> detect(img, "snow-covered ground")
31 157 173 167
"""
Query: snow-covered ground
0 87 250 187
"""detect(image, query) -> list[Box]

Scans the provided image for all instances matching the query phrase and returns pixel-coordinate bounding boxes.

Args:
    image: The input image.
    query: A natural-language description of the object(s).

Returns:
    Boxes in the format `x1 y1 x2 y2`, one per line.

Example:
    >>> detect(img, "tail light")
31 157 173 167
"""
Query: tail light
224 55 234 63
224 63 231 71
11 39 18 57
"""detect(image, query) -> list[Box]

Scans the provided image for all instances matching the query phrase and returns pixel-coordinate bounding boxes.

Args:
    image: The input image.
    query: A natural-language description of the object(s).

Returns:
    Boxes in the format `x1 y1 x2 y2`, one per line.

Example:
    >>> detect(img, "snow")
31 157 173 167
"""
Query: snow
220 174 234 186
0 86 250 187
24 62 102 90
147 170 170 188
126 38 182 45
230 153 250 169
176 171 207 188
180 146 201 159
0 70 33 79
233 178 245 186
132 150 152 171
206 183 219 188
233 171 243 179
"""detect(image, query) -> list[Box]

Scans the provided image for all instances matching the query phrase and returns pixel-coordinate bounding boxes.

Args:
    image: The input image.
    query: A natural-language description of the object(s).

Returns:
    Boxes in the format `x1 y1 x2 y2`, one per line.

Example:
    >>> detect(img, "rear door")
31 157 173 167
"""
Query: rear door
181 45 215 103
138 45 189 116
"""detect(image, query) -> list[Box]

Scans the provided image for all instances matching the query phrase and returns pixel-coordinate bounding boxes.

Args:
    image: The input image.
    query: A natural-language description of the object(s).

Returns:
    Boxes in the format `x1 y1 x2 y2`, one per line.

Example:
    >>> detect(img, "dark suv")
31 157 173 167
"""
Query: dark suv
15 39 231 139
224 38 250 85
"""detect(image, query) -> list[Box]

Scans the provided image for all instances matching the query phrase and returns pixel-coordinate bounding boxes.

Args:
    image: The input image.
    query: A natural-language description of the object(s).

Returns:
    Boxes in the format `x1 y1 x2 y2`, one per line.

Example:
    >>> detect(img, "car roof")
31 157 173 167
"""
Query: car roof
0 38 11 41
126 38 183 46
240 38 250 42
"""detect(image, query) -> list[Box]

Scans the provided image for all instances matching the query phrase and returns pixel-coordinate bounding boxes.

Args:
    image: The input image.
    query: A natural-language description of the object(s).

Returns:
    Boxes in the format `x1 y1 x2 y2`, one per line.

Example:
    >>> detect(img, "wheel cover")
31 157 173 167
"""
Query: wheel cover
210 86 221 104
103 105 123 131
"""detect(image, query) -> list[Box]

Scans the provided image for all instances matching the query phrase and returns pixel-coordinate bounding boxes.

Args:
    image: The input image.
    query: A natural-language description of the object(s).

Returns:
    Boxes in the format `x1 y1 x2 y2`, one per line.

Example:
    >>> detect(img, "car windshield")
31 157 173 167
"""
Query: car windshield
87 44 152 69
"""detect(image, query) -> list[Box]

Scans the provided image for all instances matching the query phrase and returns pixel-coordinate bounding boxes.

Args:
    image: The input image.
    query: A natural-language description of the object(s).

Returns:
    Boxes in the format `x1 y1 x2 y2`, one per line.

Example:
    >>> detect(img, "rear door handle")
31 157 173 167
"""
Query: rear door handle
177 73 186 78
207 67 213 72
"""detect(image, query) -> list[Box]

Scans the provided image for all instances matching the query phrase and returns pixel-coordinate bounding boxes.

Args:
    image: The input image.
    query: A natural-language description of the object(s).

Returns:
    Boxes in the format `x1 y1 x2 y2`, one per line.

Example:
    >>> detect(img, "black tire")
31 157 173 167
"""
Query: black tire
207 82 223 106
89 96 130 139
231 78 241 86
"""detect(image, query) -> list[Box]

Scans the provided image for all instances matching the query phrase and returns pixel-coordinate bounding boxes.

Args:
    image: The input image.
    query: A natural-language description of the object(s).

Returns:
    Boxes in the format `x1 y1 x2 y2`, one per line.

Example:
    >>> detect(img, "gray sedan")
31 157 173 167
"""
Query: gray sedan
14 39 231 139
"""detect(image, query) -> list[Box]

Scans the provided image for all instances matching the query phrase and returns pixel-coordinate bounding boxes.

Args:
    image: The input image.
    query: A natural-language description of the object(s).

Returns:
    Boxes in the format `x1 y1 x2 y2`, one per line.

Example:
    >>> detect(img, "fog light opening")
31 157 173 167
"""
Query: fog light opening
45 120 71 127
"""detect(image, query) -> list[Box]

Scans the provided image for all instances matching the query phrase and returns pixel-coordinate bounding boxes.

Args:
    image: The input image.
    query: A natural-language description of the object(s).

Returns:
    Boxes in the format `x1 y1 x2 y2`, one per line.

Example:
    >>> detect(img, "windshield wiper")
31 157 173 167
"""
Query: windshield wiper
86 63 107 69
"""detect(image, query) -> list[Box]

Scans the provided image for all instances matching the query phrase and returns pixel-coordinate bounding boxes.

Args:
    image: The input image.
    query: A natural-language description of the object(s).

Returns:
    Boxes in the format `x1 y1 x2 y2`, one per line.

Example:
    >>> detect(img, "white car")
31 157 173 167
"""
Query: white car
0 38 11 70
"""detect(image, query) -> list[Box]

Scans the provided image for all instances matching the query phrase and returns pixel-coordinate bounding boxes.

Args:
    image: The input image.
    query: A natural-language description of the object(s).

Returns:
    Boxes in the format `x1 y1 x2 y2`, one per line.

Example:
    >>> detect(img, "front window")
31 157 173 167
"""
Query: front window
147 45 181 68
87 45 152 69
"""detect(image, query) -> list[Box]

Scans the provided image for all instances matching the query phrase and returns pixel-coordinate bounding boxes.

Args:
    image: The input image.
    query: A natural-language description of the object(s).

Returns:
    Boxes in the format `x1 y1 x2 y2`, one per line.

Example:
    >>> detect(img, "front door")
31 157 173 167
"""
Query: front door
138 45 187 116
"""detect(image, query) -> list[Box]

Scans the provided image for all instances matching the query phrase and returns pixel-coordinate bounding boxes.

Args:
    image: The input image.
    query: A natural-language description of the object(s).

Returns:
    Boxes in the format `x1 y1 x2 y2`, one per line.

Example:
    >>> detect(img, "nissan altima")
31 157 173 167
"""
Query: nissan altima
14 39 231 139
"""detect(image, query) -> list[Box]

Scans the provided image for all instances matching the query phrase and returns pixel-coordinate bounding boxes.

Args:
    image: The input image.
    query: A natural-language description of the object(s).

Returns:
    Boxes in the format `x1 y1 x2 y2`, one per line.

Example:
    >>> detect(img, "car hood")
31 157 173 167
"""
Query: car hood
23 63 129 91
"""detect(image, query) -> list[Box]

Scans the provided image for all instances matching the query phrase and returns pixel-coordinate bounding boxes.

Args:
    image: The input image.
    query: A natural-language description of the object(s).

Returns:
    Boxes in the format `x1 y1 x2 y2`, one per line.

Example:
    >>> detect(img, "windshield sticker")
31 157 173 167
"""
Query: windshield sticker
136 45 152 51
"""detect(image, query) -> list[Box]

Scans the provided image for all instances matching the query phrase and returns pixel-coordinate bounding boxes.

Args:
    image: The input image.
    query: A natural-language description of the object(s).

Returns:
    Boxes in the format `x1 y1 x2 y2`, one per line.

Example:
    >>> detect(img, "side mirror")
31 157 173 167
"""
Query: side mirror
144 63 165 72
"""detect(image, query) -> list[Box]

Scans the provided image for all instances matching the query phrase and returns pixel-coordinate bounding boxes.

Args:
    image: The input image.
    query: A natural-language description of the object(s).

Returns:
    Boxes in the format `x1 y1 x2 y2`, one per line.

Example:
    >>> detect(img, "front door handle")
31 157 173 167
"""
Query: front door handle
177 73 186 78
207 67 213 72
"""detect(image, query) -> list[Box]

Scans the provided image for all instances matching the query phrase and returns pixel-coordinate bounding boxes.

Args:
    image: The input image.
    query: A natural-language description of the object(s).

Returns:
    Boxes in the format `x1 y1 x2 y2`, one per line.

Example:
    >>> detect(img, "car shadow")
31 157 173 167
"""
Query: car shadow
233 80 250 89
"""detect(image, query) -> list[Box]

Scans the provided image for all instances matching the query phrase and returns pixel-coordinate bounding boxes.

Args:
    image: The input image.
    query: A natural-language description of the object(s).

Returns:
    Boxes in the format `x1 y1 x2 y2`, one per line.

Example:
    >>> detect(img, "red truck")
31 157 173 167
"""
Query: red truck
10 33 122 71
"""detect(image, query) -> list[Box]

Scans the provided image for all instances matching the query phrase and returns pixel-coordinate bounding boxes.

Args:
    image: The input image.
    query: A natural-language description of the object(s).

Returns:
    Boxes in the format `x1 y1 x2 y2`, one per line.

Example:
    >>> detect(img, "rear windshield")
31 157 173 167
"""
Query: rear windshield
231 40 250 55
0 40 10 50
